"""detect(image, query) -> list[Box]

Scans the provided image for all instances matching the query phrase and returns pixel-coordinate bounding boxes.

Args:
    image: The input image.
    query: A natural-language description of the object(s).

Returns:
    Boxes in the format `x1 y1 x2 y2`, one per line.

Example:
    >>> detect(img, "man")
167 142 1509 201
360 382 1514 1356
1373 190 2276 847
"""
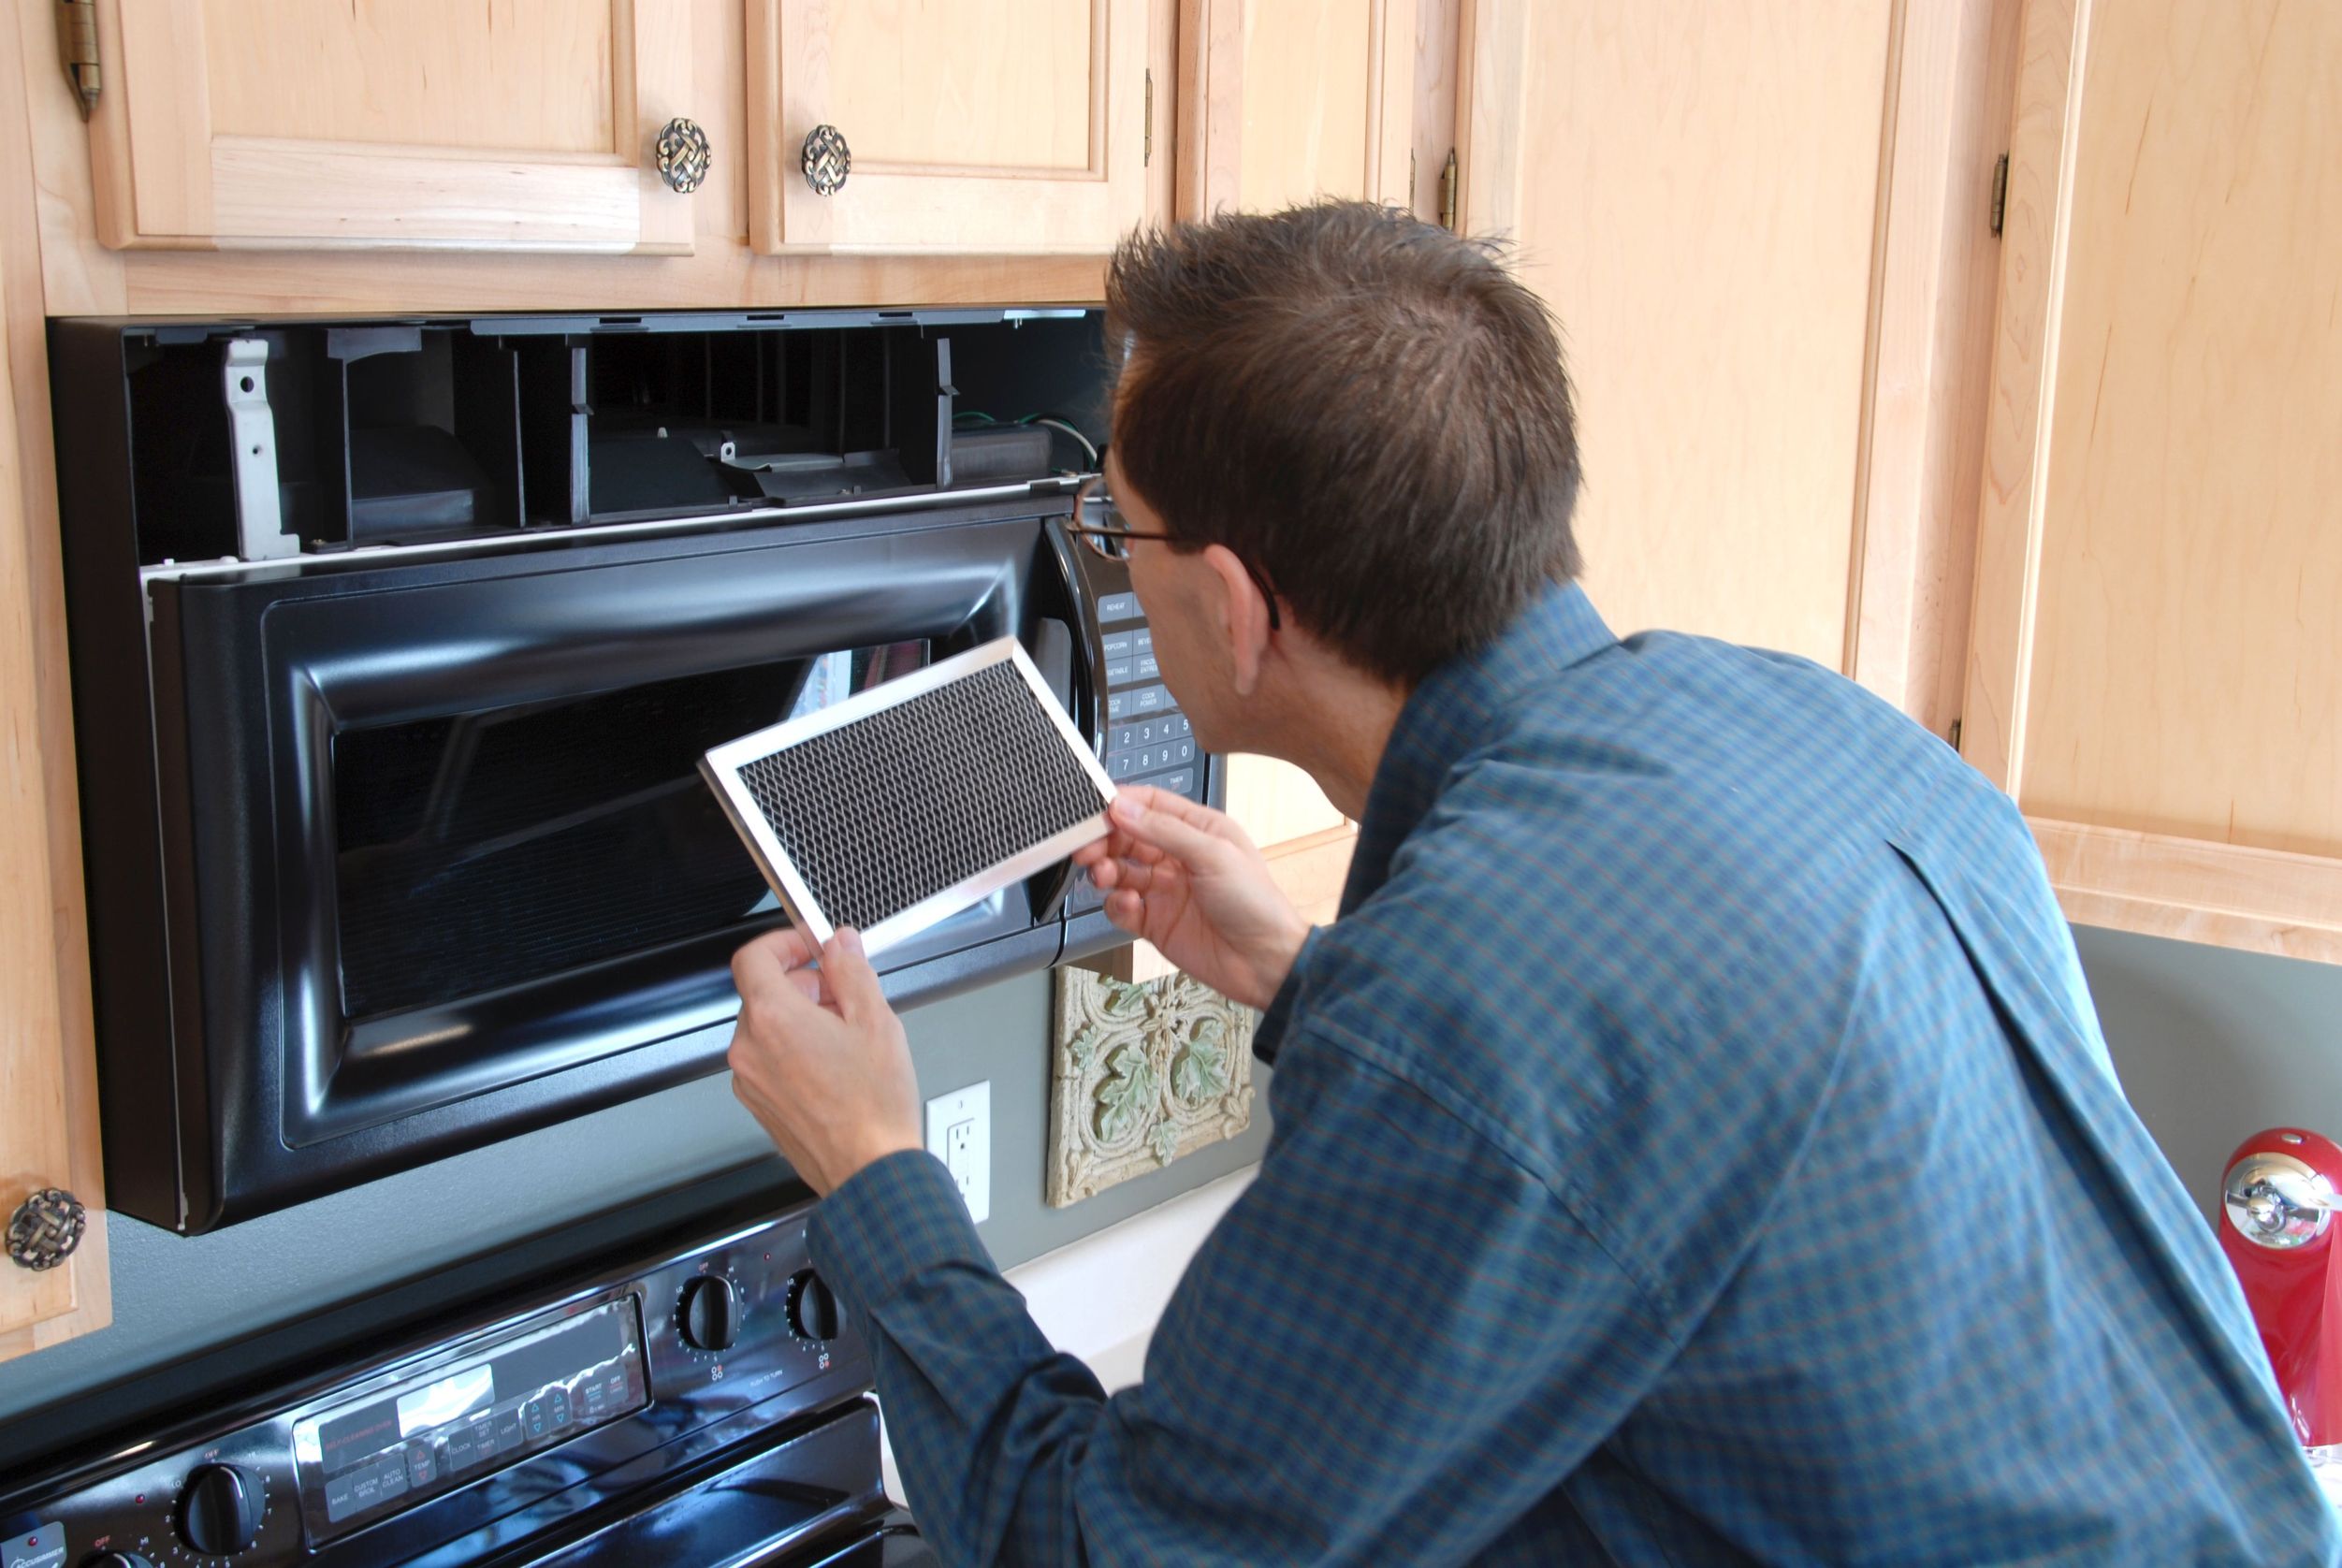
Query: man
725 203 2338 1564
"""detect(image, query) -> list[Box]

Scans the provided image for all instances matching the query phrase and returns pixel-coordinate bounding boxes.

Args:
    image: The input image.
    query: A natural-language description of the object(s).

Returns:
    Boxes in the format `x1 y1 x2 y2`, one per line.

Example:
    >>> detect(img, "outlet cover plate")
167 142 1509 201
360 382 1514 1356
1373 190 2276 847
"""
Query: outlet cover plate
925 1080 991 1224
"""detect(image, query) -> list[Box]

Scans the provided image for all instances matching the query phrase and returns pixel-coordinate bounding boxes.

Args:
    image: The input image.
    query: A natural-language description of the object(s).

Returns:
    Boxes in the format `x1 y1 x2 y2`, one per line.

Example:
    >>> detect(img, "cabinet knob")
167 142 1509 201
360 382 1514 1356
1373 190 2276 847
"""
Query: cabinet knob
656 117 711 194
7 1186 87 1270
802 125 851 197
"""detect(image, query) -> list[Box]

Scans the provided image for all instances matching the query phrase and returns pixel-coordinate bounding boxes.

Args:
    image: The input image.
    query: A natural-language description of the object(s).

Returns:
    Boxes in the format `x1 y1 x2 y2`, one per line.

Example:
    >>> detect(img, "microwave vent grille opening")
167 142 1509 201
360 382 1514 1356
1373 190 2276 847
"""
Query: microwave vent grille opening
716 649 1110 943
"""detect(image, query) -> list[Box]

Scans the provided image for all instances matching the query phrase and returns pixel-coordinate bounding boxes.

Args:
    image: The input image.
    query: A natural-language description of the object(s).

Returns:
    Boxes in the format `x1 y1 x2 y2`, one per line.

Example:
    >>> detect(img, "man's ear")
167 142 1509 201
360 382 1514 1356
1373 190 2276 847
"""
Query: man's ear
1200 543 1273 695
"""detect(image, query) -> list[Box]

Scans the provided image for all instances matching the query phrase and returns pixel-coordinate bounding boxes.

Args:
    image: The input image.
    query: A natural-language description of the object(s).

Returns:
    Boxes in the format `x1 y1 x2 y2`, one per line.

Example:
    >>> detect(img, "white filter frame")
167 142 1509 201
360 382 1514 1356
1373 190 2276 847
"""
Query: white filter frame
700 636 1117 955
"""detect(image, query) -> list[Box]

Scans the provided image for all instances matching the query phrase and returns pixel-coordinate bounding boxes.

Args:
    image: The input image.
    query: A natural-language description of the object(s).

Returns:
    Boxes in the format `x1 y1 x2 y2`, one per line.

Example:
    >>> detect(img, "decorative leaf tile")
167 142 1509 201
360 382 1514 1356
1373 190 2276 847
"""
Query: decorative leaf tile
1048 965 1258 1207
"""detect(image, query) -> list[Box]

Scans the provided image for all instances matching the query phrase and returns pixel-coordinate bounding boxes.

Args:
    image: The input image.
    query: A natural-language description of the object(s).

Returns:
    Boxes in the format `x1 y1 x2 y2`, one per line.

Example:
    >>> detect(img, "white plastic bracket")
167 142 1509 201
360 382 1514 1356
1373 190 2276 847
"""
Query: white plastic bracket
224 337 298 560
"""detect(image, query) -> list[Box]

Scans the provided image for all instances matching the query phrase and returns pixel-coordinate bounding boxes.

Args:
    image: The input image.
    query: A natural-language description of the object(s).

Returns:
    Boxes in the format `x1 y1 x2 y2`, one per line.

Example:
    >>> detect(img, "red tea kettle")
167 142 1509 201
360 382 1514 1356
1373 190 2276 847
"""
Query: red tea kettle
2220 1127 2342 1445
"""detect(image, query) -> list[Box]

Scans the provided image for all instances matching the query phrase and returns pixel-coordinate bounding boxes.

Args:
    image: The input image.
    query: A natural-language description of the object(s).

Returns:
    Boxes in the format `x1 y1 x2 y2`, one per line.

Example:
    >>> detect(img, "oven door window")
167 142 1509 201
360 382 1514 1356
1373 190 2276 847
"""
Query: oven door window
331 645 926 1022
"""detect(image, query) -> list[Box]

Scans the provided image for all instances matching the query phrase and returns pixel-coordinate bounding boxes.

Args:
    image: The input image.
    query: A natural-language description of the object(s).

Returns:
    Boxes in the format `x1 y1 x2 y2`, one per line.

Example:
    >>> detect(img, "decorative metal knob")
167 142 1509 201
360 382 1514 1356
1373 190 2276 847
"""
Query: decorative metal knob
7 1186 87 1270
655 117 711 194
802 124 851 197
2223 1152 2337 1249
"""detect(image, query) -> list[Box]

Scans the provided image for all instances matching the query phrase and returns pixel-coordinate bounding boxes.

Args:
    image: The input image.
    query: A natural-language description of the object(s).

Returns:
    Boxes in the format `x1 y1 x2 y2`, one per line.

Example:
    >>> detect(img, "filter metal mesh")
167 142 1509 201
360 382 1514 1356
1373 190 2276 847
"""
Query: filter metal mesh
735 658 1105 932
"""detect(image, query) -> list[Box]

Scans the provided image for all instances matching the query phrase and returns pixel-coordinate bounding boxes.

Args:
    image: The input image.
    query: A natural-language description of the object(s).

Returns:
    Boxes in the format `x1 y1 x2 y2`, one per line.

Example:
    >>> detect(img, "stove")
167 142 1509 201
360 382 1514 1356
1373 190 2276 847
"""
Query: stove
0 1193 932 1567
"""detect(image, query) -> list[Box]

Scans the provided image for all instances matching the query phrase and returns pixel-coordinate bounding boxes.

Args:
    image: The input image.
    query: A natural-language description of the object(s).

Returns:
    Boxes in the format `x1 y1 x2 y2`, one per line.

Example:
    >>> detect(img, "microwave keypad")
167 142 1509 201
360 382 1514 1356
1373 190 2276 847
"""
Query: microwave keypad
1094 604 1200 800
1069 593 1205 916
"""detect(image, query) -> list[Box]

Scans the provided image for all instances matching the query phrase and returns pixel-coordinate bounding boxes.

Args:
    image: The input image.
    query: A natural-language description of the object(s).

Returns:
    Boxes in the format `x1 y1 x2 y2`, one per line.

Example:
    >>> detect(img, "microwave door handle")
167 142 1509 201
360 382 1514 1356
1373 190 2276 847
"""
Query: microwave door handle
1030 615 1083 746
1024 614 1088 923
1040 516 1104 753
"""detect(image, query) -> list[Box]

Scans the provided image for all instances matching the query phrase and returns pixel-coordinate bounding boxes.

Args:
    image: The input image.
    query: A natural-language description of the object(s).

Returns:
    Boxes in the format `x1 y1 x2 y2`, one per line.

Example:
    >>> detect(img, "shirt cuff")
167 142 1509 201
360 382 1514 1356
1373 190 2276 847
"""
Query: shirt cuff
1252 924 1325 1067
806 1149 989 1321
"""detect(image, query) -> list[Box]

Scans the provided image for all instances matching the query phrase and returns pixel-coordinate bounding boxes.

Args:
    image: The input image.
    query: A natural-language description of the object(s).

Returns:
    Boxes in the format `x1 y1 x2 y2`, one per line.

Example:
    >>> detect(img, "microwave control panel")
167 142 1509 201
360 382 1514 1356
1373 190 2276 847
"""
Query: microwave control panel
1096 595 1200 795
1065 586 1209 922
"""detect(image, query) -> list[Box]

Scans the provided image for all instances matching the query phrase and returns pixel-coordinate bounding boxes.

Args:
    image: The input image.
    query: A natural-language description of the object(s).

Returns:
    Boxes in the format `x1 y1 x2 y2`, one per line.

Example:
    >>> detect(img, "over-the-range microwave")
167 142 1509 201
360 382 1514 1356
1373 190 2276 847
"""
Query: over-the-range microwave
50 308 1211 1231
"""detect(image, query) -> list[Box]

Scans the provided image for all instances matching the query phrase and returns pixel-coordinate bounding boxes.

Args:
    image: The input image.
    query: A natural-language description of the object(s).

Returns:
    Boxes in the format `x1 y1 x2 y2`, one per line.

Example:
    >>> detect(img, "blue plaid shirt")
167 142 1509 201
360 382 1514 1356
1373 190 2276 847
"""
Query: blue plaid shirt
809 583 2339 1565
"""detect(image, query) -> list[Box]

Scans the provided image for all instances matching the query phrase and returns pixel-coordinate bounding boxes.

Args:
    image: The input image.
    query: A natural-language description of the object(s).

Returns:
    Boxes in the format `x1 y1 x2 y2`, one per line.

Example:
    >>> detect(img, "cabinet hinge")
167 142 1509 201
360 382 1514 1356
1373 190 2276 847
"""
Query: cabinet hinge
55 0 99 121
1948 717 1964 750
1409 150 1417 212
1143 69 1153 167
1439 149 1459 232
1989 152 2009 238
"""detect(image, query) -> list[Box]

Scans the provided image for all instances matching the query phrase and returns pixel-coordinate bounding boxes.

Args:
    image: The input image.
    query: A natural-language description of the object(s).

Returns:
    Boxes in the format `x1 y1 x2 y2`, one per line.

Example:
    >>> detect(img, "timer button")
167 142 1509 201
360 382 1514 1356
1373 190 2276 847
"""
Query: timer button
178 1461 264 1554
678 1274 740 1352
785 1270 840 1343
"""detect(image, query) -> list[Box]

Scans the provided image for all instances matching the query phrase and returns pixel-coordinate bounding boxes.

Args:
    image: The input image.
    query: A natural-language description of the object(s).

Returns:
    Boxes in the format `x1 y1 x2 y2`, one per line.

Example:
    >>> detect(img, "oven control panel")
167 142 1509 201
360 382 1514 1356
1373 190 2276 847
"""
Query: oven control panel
0 1207 871 1568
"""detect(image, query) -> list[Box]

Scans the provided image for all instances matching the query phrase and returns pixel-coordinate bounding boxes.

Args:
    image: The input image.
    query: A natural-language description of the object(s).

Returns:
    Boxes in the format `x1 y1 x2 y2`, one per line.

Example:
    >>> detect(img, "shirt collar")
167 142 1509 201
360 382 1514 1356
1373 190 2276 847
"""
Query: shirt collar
1337 579 1616 915
1250 580 1615 1065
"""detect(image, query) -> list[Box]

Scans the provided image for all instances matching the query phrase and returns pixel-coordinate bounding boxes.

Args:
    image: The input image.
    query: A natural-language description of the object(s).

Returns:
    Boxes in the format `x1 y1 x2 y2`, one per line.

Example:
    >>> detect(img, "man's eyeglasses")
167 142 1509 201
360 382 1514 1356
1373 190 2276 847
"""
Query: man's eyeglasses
1064 477 1282 632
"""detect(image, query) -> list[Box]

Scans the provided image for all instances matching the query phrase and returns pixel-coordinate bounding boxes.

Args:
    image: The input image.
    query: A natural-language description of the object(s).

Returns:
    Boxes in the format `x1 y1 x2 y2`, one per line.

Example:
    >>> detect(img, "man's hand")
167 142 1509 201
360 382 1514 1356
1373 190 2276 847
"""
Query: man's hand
1070 786 1312 1011
728 926 923 1195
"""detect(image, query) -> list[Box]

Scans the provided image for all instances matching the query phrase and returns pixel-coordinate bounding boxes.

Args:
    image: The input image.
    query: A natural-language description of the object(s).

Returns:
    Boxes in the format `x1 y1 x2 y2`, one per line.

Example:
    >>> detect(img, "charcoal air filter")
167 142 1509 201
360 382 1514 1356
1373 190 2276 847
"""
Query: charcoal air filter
700 637 1115 954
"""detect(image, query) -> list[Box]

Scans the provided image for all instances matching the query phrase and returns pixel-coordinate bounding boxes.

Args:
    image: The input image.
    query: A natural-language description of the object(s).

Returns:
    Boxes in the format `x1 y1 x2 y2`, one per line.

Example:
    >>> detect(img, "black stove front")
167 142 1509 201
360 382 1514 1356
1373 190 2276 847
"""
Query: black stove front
0 1192 930 1568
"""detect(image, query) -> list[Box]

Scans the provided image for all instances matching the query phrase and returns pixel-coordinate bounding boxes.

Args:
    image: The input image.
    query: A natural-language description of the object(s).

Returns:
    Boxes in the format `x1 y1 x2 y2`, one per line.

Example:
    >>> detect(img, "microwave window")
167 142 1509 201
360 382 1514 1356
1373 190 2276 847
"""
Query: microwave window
331 644 928 1021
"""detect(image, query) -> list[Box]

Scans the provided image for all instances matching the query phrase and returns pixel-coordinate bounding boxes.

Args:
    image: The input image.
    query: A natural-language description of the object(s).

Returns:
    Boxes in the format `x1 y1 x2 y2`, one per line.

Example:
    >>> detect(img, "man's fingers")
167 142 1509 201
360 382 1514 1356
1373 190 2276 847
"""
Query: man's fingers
821 928 889 1024
733 927 823 1012
1103 888 1148 933
738 924 820 972
1108 788 1233 869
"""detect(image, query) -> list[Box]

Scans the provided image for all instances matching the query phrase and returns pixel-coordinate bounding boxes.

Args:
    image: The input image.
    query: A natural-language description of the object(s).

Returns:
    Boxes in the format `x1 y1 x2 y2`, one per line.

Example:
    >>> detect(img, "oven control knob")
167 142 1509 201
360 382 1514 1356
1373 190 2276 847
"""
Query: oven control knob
82 1555 156 1568
785 1269 840 1343
178 1462 264 1554
679 1275 740 1352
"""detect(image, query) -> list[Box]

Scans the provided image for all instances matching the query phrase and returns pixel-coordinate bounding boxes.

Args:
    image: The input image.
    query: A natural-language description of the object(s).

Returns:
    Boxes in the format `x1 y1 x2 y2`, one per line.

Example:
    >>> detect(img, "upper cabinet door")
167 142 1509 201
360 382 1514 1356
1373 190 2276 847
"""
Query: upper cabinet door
747 0 1149 254
1176 0 1415 217
1964 0 2342 963
1456 1 1896 671
85 0 699 253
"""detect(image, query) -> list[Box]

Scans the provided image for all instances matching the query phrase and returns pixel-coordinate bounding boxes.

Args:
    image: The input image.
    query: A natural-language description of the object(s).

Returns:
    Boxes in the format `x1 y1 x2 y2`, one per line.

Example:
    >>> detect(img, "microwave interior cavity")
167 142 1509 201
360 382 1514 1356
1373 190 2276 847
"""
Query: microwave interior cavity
107 308 1108 564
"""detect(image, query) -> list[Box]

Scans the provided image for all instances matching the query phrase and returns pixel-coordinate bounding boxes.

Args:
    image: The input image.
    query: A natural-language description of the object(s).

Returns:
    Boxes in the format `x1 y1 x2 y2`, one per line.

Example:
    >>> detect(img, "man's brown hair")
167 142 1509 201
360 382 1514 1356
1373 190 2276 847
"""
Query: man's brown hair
1105 201 1581 687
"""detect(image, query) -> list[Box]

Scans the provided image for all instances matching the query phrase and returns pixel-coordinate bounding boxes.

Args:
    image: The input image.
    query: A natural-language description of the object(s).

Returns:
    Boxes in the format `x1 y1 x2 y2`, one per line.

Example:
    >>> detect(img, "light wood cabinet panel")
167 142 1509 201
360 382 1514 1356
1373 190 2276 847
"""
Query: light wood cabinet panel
1460 1 1895 669
0 152 108 1357
1456 0 2012 739
748 0 1149 253
1226 755 1346 848
1177 0 1414 218
80 0 699 253
1965 0 2342 963
14 0 1177 319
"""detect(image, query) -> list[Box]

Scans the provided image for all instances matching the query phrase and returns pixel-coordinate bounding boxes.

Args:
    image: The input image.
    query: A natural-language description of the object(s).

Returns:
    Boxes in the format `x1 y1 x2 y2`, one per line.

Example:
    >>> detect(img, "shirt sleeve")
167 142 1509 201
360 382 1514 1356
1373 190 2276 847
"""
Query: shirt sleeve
807 1029 1678 1565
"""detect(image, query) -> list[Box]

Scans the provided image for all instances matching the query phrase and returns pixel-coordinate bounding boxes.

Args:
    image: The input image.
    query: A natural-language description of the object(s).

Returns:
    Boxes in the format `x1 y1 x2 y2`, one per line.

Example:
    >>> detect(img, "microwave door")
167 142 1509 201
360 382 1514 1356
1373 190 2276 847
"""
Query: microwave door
138 504 1083 1227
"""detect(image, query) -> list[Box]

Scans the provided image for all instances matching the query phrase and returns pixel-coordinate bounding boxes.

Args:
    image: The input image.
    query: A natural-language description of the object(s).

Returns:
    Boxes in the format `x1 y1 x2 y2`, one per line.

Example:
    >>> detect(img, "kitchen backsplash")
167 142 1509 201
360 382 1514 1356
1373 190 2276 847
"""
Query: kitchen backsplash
2081 925 2342 1225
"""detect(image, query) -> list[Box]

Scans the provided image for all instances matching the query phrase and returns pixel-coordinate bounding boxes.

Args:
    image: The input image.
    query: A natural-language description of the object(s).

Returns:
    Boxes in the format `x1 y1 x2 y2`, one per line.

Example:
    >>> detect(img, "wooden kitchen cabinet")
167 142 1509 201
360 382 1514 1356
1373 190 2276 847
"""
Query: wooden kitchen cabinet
1458 1 1892 670
79 0 700 252
746 0 1150 254
1175 0 1415 219
1962 0 2342 964
0 191 108 1358
1456 0 2016 739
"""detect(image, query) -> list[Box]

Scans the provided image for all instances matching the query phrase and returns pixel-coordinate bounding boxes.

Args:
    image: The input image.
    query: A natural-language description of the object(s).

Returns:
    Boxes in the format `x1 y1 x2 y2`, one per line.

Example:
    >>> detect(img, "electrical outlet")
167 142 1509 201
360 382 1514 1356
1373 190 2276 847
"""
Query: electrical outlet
924 1081 991 1224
